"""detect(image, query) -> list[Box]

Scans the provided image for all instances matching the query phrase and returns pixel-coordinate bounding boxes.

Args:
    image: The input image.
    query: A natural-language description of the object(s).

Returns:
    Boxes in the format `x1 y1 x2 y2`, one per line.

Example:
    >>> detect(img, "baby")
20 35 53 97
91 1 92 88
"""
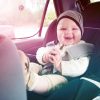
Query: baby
19 10 94 94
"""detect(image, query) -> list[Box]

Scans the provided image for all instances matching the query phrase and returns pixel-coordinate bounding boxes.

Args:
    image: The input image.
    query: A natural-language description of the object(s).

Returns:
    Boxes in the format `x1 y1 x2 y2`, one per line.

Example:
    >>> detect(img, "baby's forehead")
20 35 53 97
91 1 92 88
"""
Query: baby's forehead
58 18 75 23
57 18 79 28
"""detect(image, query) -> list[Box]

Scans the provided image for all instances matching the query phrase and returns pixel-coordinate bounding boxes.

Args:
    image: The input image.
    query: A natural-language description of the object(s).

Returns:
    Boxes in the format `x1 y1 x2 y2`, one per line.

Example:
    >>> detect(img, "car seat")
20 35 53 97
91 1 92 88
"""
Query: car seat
82 27 100 45
27 12 100 100
0 35 27 100
41 19 100 100
43 19 57 46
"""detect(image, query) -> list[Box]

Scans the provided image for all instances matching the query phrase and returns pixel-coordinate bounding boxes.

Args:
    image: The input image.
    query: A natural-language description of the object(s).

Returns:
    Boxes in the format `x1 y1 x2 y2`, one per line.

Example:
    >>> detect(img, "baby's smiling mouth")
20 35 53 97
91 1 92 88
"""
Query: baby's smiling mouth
64 36 73 40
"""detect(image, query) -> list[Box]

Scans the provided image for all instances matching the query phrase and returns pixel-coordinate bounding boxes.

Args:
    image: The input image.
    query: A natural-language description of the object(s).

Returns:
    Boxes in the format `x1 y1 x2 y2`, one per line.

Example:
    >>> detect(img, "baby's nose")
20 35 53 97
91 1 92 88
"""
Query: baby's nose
65 29 72 34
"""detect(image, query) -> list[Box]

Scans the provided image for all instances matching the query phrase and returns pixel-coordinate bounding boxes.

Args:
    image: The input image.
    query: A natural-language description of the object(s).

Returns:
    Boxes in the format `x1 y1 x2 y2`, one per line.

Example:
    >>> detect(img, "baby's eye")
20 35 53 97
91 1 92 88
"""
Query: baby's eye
60 28 66 31
72 28 78 30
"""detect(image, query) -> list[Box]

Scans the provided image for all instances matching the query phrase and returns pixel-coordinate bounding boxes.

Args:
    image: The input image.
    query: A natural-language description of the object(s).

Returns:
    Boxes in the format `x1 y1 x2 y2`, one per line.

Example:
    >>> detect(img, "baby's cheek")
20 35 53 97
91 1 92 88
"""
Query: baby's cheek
58 37 63 44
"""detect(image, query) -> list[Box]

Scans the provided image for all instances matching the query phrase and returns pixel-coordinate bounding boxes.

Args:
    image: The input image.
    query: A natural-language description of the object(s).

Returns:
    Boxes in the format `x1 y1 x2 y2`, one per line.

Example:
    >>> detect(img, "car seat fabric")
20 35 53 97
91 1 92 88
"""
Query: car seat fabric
46 78 99 100
43 19 57 46
0 35 27 100
83 42 100 82
82 2 100 28
82 27 100 45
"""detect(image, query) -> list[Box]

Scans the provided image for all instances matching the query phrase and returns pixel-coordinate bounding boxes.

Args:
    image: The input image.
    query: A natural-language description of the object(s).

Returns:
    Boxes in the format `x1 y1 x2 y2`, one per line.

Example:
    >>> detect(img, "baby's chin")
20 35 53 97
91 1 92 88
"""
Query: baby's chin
62 42 74 46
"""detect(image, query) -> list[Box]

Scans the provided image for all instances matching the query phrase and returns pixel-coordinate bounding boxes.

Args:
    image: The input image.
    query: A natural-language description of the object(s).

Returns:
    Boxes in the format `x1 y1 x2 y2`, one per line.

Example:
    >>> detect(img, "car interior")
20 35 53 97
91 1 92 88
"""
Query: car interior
0 0 100 100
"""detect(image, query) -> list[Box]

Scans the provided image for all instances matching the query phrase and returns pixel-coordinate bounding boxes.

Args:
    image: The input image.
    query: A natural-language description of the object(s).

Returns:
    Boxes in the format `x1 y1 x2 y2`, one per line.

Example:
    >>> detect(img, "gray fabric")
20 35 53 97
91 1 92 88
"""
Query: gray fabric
66 42 94 60
0 35 27 100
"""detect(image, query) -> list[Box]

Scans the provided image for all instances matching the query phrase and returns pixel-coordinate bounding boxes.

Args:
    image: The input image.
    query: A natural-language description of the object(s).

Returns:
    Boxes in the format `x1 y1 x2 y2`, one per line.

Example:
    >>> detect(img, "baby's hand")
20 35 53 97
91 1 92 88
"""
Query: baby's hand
42 51 51 63
48 48 62 72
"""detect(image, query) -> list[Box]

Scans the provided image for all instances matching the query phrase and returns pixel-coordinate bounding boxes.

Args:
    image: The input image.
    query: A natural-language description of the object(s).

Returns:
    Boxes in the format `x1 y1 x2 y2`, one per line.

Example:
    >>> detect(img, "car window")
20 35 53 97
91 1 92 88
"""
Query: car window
41 0 56 39
90 0 100 3
0 0 56 39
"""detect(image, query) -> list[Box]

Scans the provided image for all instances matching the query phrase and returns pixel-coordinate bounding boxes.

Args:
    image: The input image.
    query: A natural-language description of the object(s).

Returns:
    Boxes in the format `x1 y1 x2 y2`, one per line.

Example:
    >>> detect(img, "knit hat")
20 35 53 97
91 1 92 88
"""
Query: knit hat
57 10 84 36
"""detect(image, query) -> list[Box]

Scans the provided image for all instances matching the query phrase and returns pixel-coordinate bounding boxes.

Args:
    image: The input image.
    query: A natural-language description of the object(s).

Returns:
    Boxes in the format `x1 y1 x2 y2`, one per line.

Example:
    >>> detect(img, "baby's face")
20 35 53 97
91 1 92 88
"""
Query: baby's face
57 18 81 46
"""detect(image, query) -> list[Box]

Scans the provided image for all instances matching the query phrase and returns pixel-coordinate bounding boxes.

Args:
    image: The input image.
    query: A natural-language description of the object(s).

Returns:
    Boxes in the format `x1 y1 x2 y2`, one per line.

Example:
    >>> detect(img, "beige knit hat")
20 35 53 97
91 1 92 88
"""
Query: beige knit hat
57 10 84 36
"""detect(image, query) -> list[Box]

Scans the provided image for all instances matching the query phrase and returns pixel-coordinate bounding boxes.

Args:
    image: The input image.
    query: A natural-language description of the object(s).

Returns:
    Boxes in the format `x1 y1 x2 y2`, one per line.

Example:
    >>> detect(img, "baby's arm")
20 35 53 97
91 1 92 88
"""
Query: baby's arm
61 57 90 77
36 47 50 65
